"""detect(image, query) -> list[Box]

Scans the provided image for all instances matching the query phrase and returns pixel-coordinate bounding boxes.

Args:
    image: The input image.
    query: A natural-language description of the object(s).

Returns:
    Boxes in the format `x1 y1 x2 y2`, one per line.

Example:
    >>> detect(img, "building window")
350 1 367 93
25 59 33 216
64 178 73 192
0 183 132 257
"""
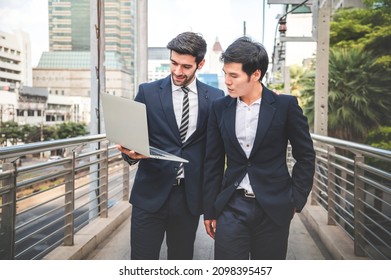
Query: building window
17 109 24 116
28 110 34 116
46 115 55 122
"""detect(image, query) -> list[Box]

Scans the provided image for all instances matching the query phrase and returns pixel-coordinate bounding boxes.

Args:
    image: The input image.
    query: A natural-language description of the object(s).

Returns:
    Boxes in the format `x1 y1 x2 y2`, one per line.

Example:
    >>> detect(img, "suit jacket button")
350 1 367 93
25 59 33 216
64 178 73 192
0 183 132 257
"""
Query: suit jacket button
247 162 251 166
234 182 239 187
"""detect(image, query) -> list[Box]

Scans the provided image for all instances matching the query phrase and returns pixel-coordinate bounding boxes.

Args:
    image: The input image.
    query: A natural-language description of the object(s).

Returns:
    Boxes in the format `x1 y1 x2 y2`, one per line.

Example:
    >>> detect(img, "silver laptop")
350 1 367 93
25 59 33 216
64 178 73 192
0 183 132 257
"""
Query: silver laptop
101 93 188 163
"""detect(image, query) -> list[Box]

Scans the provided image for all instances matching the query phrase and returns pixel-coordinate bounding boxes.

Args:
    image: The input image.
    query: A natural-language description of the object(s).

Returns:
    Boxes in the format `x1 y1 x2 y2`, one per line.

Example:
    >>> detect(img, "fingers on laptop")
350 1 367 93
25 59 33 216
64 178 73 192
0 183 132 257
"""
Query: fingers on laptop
116 145 148 159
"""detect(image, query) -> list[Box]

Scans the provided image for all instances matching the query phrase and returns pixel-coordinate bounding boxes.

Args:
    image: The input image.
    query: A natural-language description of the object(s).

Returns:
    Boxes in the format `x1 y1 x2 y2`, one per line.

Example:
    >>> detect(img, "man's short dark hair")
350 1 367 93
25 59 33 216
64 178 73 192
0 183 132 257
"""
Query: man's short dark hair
220 36 269 82
167 32 207 65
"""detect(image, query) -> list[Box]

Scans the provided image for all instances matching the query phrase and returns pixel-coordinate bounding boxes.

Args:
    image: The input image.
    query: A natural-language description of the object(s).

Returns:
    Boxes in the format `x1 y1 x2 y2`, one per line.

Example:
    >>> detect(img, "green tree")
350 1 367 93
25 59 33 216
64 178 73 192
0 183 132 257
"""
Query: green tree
42 125 58 141
0 121 89 147
20 124 41 143
365 126 391 171
56 122 88 139
298 48 391 142
289 64 306 97
0 121 20 146
366 126 391 150
330 2 391 68
296 68 316 131
328 48 391 141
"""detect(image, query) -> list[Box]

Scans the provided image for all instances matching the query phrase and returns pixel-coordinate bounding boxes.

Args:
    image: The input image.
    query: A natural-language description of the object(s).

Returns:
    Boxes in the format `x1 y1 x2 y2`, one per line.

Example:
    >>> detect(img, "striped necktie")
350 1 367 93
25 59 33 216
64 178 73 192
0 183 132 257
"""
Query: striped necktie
177 86 190 178
179 86 190 142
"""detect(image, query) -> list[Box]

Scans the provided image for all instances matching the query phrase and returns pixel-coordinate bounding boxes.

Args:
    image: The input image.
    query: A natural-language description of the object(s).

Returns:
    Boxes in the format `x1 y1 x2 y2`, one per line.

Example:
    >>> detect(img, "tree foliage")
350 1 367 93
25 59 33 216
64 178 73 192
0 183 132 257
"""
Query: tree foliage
330 2 391 67
328 48 391 141
366 126 391 150
57 122 88 139
296 3 391 143
0 122 89 147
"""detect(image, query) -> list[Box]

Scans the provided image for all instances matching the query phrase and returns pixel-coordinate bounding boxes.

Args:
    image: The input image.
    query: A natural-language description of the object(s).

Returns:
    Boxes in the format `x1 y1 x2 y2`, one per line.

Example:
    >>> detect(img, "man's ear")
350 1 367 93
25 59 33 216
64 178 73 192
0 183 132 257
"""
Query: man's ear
197 59 206 70
252 69 261 81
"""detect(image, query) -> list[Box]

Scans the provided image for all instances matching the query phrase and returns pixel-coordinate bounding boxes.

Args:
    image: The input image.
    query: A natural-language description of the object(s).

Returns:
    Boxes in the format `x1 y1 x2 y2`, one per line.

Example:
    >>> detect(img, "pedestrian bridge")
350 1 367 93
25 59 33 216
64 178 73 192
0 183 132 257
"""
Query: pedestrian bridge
0 134 390 260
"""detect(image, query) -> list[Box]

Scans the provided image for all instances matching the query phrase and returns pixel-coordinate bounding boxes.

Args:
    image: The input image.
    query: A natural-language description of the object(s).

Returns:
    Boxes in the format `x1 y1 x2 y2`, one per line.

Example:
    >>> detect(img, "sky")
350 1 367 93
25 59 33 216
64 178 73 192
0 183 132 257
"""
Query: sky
0 0 284 67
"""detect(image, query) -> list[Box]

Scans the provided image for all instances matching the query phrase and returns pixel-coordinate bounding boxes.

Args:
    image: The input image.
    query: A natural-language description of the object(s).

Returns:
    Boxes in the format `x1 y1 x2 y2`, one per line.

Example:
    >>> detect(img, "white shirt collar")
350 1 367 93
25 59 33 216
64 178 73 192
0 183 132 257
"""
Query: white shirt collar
237 96 262 106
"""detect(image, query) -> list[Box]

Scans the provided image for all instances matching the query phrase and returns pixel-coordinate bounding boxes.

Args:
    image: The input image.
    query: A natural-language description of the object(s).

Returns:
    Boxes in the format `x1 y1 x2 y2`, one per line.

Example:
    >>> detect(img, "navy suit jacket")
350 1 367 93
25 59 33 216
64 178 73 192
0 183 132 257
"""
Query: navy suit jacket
123 75 224 216
203 86 315 226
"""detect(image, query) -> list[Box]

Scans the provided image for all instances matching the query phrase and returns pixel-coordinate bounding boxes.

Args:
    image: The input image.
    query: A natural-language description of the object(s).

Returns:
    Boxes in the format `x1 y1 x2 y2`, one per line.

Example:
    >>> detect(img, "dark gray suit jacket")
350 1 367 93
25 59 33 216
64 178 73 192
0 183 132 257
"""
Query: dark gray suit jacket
203 86 315 226
123 75 224 216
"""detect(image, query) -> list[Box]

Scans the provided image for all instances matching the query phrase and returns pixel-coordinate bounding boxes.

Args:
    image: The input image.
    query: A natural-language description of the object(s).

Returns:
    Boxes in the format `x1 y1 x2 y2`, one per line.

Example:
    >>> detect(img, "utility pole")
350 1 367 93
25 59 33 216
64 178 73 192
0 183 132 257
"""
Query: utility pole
313 0 331 136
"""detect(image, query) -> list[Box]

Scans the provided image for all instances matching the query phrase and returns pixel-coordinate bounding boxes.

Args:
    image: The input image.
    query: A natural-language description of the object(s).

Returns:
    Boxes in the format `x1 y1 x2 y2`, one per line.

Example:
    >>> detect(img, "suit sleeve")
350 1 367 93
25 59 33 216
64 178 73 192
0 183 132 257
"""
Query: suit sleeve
287 97 316 212
121 153 139 166
203 100 225 219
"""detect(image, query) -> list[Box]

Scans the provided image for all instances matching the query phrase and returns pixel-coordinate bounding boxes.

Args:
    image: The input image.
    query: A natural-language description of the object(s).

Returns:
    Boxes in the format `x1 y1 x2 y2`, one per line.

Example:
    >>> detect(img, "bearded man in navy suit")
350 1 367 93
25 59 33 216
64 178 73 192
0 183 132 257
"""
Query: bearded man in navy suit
203 37 315 260
117 32 224 260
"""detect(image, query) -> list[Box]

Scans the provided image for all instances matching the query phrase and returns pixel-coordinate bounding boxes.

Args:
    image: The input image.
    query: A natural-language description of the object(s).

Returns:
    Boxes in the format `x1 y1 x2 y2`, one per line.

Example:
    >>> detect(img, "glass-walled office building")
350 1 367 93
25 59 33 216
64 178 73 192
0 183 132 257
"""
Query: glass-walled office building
48 0 135 71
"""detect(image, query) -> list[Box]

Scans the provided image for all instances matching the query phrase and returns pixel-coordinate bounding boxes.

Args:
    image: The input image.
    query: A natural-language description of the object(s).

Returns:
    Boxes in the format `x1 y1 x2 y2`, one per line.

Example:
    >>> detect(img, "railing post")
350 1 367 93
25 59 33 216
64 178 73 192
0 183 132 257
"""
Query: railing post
64 154 75 246
327 146 336 225
122 163 130 201
311 141 322 206
354 155 366 257
100 142 109 218
0 163 16 259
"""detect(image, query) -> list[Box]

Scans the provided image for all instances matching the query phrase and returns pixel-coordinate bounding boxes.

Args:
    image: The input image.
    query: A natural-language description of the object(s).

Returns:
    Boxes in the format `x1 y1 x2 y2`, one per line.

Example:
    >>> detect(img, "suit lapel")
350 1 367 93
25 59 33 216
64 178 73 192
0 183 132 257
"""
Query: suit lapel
195 80 209 131
183 80 209 146
223 98 247 158
159 76 181 142
250 88 276 157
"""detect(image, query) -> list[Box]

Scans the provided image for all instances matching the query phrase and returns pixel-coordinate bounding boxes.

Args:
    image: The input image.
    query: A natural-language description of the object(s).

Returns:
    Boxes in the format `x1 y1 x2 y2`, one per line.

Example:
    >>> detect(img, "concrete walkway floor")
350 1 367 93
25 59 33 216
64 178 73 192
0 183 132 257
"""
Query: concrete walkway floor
86 211 332 260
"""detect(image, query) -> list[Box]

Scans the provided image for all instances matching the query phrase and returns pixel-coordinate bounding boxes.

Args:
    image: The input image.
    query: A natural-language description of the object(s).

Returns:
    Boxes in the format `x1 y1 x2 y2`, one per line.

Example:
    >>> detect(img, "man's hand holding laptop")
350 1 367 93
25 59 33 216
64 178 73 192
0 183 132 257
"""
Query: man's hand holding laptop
116 145 149 160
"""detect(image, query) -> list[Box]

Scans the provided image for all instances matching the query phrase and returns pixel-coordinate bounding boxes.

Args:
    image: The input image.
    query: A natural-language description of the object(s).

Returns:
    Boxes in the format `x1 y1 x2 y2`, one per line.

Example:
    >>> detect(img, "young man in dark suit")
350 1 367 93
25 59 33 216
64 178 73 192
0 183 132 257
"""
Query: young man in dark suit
203 37 315 259
117 32 224 260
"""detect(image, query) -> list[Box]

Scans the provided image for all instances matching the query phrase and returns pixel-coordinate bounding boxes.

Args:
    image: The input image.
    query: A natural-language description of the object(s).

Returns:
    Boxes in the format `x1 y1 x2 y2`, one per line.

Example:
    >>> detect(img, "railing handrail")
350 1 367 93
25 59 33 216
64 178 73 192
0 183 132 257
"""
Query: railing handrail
0 134 107 160
311 133 391 159
2 133 389 161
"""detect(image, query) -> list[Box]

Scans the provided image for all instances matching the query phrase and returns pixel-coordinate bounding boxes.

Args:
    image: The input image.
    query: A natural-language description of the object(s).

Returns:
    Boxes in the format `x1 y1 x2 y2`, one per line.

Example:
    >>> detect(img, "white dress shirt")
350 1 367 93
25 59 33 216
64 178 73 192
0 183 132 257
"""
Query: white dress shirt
235 97 261 195
171 78 199 142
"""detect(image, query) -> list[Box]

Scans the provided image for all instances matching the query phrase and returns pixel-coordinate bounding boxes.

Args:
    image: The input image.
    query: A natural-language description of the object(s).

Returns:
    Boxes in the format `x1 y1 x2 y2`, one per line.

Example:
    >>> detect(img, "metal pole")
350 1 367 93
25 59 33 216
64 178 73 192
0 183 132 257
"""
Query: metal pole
262 0 265 44
243 21 246 36
90 0 105 219
136 0 148 95
0 163 16 259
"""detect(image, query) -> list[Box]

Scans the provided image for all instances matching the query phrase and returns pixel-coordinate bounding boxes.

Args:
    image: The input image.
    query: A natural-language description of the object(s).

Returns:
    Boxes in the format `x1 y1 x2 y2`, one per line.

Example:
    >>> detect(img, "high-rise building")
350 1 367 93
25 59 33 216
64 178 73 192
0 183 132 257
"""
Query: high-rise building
147 47 170 82
48 0 135 70
0 30 32 90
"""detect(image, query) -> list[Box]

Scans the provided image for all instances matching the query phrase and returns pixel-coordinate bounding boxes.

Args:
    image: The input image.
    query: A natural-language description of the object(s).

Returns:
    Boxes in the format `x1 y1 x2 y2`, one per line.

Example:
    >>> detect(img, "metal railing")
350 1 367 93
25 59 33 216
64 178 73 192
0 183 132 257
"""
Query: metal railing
305 134 391 260
0 134 131 259
1 133 390 259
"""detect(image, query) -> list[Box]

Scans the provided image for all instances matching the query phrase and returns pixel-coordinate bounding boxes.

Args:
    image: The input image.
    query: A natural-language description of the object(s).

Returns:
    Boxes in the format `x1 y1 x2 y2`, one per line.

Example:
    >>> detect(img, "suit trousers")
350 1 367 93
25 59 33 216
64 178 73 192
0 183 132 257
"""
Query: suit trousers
130 186 200 260
215 191 291 260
